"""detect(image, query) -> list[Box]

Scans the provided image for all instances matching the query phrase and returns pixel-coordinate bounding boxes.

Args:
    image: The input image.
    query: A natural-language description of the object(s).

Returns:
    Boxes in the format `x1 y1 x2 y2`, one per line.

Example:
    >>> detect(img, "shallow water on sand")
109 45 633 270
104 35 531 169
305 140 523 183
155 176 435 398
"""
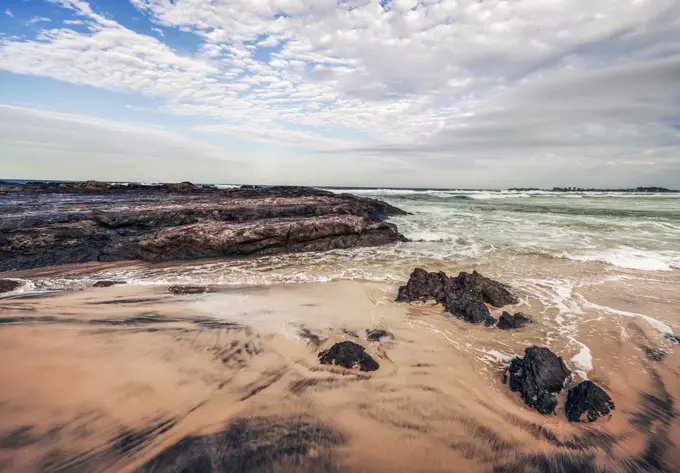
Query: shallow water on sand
1 262 679 473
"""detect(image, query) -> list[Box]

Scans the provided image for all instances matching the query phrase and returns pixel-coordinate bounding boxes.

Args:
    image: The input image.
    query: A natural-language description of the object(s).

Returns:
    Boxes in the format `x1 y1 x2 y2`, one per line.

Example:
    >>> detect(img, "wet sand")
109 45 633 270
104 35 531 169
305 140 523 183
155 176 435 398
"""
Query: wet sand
1 264 680 473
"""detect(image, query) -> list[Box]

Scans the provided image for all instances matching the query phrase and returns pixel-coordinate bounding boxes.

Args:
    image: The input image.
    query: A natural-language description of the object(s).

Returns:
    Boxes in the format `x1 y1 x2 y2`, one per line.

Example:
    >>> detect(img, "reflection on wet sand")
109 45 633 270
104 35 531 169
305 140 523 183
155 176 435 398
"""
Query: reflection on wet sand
0 277 679 473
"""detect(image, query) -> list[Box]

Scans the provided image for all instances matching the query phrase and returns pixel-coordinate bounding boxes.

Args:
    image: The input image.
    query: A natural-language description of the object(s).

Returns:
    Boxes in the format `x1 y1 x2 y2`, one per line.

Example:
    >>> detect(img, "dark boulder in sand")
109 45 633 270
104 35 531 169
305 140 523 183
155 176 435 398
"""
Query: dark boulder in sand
318 341 379 371
504 346 571 415
396 268 517 325
0 279 21 293
565 380 615 422
93 280 127 288
167 285 210 295
497 312 531 330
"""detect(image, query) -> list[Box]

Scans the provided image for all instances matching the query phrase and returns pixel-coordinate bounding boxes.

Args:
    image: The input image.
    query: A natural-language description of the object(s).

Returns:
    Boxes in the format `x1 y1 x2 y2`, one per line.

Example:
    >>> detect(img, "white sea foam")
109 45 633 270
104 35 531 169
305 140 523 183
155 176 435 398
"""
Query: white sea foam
566 247 678 271
570 343 593 380
580 300 674 337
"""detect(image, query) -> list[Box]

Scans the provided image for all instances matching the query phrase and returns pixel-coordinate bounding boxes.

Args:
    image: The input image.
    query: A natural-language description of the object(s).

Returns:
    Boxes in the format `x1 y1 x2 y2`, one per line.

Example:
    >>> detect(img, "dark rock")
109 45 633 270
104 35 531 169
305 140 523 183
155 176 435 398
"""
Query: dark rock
318 341 379 371
497 312 531 330
443 291 497 325
0 185 407 271
643 346 667 362
366 328 394 342
162 181 198 192
396 268 517 325
0 279 21 293
396 268 449 303
92 280 127 288
504 346 571 415
167 285 209 295
565 380 615 422
664 333 679 344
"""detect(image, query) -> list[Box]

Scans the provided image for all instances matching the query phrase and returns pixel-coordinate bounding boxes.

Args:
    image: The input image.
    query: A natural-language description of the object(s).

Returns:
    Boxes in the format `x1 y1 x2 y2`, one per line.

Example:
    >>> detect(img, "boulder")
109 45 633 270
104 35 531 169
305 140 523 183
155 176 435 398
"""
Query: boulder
0 279 21 293
318 341 379 371
396 268 517 325
504 346 571 415
93 280 127 288
565 380 615 422
497 312 531 330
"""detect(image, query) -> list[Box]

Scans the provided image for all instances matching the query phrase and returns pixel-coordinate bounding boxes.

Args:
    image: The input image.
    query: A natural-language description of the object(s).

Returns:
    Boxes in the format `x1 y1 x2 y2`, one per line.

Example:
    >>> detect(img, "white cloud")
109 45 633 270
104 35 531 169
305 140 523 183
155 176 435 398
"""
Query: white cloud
4 9 13 18
0 0 679 186
27 17 52 25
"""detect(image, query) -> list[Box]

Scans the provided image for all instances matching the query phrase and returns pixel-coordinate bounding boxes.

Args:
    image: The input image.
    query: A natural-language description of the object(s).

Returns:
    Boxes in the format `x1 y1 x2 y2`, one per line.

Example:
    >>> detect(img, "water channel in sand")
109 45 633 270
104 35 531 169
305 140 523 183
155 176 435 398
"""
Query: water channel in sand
1 254 679 472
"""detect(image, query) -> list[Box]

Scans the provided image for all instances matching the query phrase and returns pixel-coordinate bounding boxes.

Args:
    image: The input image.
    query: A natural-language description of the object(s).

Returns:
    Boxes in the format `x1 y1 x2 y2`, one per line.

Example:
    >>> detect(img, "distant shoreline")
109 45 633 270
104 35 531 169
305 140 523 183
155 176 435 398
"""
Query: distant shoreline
0 179 677 193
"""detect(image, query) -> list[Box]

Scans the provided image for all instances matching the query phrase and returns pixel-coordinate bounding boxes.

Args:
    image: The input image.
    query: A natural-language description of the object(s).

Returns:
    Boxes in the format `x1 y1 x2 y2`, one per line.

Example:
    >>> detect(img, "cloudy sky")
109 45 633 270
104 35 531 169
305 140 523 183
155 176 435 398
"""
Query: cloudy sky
0 0 679 188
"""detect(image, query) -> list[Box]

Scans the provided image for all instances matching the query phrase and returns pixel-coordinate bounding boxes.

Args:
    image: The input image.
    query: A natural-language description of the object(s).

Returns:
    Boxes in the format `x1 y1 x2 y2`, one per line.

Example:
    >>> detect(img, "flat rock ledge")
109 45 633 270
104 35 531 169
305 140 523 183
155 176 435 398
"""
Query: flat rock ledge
396 268 519 325
318 341 379 371
0 183 407 271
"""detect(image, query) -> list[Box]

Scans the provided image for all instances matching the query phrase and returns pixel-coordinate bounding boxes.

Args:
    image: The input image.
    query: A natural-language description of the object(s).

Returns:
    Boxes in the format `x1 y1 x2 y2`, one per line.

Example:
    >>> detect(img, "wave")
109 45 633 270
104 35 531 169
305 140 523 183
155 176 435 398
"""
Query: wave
565 247 680 271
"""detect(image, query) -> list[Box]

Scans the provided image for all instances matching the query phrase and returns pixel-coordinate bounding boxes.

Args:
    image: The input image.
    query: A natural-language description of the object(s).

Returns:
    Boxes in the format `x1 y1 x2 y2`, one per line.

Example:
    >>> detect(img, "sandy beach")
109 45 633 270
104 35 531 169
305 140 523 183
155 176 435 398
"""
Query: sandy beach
1 253 679 472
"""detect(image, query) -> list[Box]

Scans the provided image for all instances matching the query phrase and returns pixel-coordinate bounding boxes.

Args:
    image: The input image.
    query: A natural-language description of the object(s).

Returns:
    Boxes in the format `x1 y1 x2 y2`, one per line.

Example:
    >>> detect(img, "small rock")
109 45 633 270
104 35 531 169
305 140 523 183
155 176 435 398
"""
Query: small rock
504 346 571 415
93 280 127 288
318 341 379 371
565 380 615 422
0 279 21 293
167 285 209 295
497 312 531 330
664 333 679 344
366 328 394 342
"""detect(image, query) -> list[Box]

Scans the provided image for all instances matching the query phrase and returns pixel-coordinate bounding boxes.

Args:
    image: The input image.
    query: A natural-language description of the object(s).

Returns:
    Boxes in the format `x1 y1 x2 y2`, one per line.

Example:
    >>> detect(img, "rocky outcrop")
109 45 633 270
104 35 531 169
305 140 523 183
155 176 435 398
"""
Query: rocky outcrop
565 380 615 422
497 312 531 330
0 279 21 293
0 183 407 271
318 341 379 371
504 346 571 415
396 268 518 325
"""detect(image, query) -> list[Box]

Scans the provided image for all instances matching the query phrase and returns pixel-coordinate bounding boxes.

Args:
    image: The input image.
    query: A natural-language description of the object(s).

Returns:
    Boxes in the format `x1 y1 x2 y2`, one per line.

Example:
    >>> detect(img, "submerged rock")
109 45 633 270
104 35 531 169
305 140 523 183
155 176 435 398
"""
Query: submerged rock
0 279 21 293
565 380 615 422
93 280 127 288
396 268 517 325
497 312 531 330
504 346 571 415
167 285 209 295
318 341 379 371
366 328 394 342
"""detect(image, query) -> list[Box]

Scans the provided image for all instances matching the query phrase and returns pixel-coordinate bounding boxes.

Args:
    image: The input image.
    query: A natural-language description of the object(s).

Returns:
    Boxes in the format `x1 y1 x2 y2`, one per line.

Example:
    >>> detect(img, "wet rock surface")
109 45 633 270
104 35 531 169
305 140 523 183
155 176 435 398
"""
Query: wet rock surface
366 328 394 342
565 380 615 422
0 182 407 271
396 268 518 324
167 285 210 295
137 416 346 473
92 280 127 288
504 346 571 415
0 279 21 293
497 312 531 330
318 341 379 371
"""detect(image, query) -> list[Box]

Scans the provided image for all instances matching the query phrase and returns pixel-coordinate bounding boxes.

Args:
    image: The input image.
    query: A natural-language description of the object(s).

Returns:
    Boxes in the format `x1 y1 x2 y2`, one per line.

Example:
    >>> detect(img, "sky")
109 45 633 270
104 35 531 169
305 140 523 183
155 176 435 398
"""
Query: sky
0 0 679 188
